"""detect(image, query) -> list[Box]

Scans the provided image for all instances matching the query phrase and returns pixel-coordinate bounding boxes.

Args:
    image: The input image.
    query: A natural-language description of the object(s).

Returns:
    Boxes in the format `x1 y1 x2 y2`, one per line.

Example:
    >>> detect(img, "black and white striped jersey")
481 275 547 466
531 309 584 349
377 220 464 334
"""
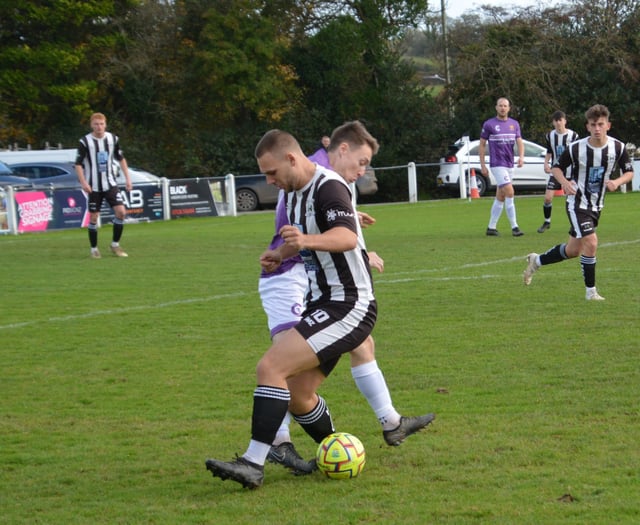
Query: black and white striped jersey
75 132 125 192
557 136 633 212
286 165 374 308
546 129 579 165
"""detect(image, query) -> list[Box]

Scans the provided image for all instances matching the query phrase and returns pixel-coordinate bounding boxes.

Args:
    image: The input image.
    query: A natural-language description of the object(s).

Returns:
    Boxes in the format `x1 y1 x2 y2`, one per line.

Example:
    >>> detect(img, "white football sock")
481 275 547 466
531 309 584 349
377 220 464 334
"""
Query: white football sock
488 199 504 229
272 412 292 446
505 196 518 228
243 440 271 466
351 360 401 430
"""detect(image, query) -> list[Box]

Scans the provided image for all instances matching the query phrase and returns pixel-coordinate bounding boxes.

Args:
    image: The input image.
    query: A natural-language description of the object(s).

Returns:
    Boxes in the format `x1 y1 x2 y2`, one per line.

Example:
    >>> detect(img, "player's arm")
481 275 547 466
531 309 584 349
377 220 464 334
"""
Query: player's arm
279 225 357 253
606 151 634 191
260 237 301 273
118 157 133 191
606 170 633 191
543 152 552 174
516 137 524 167
74 145 91 193
551 149 575 194
479 138 488 176
367 251 384 273
280 179 359 252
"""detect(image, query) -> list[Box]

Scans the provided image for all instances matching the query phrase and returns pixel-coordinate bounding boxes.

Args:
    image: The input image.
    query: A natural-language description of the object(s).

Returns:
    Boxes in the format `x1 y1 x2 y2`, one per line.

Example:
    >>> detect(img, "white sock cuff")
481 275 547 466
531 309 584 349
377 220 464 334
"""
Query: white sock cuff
351 360 379 378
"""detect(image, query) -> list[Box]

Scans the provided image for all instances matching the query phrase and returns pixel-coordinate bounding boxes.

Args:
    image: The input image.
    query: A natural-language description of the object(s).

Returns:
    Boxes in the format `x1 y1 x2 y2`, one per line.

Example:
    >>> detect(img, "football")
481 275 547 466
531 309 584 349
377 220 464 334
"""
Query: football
316 432 366 479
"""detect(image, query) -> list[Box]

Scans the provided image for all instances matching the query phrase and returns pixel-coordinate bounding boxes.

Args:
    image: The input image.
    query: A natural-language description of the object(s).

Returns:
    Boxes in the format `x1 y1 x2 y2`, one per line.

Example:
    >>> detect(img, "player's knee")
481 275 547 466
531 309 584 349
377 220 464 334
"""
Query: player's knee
350 336 375 365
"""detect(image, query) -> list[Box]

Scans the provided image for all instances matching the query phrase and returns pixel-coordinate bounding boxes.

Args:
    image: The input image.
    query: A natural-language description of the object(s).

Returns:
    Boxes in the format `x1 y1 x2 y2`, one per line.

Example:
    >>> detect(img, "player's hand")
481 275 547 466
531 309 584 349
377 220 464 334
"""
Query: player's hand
606 179 621 192
562 181 578 195
517 158 524 168
358 211 376 228
368 251 384 273
260 250 282 273
279 225 305 250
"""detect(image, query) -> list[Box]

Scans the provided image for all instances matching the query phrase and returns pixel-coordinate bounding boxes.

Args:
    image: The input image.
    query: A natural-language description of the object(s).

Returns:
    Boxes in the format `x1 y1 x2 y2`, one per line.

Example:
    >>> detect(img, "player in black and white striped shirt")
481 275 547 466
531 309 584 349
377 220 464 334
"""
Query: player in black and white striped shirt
75 112 132 258
537 111 579 233
524 104 634 300
206 129 377 489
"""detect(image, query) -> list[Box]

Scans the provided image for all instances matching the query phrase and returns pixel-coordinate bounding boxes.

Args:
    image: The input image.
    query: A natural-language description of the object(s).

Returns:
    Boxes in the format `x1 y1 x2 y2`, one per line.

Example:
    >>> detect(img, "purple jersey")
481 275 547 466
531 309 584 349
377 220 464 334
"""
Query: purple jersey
480 117 521 168
308 147 330 168
260 190 303 278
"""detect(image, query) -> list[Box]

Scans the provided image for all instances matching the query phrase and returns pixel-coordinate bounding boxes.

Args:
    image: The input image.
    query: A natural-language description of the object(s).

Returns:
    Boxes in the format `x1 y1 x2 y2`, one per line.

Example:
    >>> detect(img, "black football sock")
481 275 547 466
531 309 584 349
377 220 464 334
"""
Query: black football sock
112 217 124 243
293 395 335 443
539 243 567 266
251 385 290 445
88 222 98 248
580 255 596 288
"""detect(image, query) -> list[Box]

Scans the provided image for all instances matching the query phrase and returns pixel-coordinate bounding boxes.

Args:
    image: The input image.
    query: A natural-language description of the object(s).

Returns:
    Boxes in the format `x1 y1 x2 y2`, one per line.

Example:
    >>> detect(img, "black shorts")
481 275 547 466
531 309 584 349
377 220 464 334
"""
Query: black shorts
295 300 377 377
567 206 600 239
545 174 562 191
88 187 124 213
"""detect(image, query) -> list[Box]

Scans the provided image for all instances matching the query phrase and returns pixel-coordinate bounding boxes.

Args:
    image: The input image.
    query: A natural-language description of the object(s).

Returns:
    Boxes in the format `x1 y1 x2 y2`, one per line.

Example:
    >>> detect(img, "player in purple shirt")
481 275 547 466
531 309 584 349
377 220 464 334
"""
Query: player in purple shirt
479 97 525 237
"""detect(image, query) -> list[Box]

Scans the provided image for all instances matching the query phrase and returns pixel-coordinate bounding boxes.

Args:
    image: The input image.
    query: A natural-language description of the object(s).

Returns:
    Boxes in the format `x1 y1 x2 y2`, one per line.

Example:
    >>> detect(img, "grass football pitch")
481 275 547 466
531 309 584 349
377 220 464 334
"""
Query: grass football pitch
1 193 639 524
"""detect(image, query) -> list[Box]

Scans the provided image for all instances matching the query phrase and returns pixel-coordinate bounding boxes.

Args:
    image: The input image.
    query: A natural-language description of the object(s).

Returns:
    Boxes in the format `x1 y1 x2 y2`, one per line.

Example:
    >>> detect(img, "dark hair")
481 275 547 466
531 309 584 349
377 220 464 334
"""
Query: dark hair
551 111 566 121
585 104 610 122
328 121 379 155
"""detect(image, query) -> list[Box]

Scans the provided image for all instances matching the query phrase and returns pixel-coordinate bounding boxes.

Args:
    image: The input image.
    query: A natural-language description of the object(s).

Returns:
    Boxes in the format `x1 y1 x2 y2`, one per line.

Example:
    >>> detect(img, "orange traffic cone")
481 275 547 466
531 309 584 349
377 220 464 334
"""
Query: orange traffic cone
554 188 565 196
470 169 480 199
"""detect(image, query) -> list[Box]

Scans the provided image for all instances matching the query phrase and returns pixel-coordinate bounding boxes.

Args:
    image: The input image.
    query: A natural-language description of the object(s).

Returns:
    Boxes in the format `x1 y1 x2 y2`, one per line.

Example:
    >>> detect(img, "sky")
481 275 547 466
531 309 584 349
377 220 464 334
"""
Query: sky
442 0 553 19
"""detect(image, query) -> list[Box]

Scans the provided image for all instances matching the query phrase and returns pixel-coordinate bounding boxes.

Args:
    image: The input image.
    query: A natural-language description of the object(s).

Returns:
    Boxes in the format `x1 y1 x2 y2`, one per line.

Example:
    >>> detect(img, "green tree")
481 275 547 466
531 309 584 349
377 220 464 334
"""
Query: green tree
0 0 139 147
286 1 444 159
115 0 300 176
446 0 640 145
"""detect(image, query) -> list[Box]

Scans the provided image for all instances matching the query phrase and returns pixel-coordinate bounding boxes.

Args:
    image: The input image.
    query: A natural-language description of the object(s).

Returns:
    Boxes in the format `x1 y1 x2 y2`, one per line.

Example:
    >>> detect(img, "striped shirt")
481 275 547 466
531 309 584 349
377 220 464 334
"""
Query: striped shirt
75 132 125 192
286 165 374 308
557 137 633 212
546 129 579 165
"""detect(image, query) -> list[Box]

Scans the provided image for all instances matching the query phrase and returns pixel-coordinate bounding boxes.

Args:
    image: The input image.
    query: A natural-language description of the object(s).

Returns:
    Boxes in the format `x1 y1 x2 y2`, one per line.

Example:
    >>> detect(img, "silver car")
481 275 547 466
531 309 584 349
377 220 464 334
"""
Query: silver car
437 137 547 196
234 167 378 212
8 161 161 188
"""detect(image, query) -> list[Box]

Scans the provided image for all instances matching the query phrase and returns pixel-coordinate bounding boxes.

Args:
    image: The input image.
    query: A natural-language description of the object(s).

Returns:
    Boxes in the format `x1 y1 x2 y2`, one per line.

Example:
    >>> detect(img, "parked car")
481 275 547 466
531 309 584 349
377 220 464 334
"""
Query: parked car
356 167 378 197
437 138 547 196
234 174 280 212
8 161 161 188
234 167 378 212
0 160 32 187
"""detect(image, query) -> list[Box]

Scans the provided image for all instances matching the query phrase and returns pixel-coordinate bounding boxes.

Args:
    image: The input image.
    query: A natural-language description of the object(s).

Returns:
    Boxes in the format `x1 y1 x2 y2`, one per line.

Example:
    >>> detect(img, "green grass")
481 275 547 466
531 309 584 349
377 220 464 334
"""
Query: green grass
1 193 639 524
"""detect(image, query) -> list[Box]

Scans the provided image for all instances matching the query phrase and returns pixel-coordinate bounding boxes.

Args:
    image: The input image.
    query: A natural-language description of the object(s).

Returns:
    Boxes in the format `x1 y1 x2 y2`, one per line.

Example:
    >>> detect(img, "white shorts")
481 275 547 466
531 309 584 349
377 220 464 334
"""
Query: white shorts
258 263 307 338
491 166 513 187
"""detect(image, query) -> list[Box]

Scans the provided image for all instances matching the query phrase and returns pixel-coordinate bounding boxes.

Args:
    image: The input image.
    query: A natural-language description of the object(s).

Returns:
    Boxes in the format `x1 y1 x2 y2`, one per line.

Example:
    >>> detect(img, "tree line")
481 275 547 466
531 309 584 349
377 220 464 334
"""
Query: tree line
1 0 638 198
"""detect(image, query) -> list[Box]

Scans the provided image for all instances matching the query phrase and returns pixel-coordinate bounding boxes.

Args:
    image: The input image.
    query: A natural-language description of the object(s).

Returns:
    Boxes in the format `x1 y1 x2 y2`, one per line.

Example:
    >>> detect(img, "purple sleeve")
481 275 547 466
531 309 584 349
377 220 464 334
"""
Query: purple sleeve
308 148 331 169
261 190 303 278
480 122 490 140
